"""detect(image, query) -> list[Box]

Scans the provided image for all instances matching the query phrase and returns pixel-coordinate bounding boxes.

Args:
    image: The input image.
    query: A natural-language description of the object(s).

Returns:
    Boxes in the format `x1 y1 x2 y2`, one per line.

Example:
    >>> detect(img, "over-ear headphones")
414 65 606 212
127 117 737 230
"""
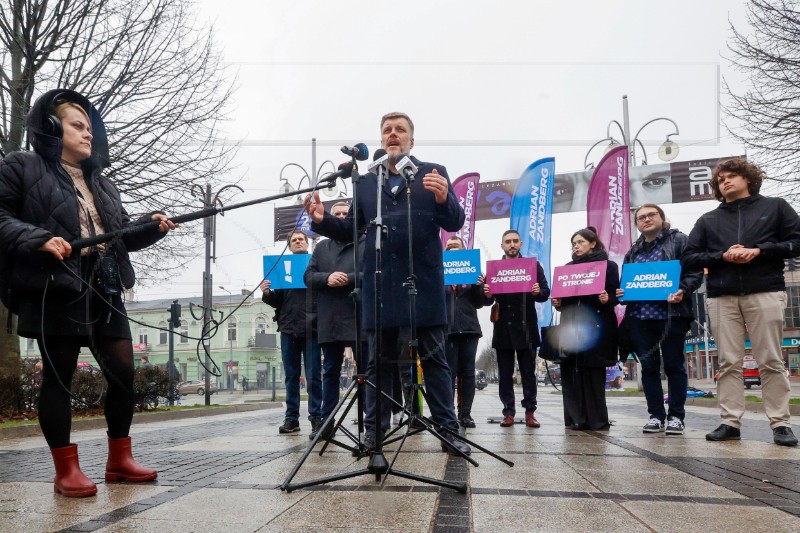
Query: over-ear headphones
42 94 68 138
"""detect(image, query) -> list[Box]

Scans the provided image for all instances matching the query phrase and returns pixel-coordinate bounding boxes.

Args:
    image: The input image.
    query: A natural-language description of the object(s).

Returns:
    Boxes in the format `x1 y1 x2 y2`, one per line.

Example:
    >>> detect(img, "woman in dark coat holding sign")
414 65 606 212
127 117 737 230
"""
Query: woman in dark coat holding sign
551 227 619 430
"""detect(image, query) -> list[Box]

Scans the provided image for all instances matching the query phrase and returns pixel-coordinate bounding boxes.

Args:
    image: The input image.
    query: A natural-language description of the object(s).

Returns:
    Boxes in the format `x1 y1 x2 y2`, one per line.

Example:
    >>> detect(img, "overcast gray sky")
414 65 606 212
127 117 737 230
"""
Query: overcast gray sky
135 0 752 347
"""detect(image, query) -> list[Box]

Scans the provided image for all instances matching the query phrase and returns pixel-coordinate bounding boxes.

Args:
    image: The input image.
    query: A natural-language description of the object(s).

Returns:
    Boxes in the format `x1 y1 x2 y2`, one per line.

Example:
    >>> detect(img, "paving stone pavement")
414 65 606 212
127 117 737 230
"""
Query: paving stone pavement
0 383 798 532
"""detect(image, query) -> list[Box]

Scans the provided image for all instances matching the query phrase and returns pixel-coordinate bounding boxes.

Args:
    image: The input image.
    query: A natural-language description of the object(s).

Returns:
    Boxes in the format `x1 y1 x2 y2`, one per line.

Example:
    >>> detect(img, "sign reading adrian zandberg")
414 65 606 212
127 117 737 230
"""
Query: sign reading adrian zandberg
550 261 607 298
619 260 681 301
443 249 481 285
485 258 537 294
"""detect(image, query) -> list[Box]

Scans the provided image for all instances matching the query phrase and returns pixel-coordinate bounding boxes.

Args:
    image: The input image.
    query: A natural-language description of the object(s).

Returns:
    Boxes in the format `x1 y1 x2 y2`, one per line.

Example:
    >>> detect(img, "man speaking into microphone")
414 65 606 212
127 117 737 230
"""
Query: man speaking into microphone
305 112 468 454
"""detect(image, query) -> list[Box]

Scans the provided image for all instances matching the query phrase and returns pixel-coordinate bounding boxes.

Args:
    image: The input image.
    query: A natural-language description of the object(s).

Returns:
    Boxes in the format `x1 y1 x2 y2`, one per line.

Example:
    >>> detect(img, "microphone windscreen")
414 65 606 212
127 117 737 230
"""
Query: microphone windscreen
373 148 387 161
354 143 369 161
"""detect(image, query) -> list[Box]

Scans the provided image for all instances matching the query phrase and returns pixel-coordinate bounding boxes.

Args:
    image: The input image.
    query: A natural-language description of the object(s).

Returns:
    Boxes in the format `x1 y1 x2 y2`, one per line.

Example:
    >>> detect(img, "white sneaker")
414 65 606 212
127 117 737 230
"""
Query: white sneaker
665 416 685 435
392 413 400 425
642 417 665 433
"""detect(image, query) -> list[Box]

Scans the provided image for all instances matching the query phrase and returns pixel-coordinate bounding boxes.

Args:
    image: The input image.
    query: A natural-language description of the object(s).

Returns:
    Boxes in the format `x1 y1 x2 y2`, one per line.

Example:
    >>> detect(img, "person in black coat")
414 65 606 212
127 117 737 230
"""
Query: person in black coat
484 229 550 428
0 89 176 497
305 111 469 455
551 227 619 431
443 236 486 428
303 201 364 439
261 229 322 435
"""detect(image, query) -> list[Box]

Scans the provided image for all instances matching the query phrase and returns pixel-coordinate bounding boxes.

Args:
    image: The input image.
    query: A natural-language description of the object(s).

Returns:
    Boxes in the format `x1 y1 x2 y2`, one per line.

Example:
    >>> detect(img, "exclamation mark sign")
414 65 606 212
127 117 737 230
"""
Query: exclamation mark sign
284 260 292 284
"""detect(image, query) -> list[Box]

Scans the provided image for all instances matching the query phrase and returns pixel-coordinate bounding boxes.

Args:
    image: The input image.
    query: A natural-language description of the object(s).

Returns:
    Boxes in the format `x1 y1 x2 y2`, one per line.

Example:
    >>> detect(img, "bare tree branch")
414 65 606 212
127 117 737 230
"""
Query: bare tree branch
724 0 800 202
0 0 239 347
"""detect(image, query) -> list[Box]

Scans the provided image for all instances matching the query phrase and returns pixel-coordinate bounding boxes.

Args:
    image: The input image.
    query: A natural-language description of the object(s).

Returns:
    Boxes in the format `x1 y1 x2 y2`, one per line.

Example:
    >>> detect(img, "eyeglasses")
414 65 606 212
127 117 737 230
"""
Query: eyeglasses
636 212 659 222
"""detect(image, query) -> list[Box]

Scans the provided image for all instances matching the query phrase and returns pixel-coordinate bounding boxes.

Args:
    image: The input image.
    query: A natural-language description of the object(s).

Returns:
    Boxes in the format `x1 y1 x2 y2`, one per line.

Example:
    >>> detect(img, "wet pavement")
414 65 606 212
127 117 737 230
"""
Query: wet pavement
0 382 798 532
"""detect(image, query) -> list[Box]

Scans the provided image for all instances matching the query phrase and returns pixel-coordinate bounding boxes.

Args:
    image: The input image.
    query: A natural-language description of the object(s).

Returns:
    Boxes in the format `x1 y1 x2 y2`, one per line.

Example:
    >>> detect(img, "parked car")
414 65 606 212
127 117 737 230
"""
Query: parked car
475 370 488 390
176 380 219 396
537 365 561 386
713 357 761 388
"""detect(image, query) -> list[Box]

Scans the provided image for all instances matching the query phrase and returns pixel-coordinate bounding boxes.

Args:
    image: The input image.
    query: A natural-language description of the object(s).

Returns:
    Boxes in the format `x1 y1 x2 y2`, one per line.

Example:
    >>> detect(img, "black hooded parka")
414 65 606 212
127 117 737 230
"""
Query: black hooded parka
0 89 166 337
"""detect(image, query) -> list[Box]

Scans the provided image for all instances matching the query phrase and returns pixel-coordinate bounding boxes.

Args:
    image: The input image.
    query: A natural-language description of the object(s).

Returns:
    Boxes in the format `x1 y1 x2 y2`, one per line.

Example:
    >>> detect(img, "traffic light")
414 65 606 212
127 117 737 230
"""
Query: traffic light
169 300 181 328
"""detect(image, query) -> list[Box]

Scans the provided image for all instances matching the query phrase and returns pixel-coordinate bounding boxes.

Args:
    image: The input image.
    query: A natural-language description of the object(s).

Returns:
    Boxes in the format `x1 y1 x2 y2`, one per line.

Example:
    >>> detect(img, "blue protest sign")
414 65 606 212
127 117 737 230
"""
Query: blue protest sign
263 254 311 289
443 249 481 285
620 260 682 301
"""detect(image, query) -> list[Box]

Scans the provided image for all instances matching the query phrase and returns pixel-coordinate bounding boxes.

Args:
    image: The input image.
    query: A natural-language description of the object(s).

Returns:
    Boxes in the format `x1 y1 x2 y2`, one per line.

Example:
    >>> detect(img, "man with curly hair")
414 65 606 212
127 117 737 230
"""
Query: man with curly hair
683 158 800 446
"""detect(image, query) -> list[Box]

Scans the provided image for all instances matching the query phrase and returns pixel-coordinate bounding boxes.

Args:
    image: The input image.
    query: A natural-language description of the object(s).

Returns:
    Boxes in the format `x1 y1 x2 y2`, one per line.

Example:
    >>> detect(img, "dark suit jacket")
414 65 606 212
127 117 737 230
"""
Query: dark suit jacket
311 156 464 330
490 261 550 351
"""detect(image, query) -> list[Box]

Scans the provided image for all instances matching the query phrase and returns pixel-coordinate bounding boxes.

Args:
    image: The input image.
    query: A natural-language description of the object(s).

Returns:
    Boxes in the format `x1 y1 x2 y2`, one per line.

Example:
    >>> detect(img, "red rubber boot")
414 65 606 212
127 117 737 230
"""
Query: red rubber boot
105 436 158 482
50 444 97 497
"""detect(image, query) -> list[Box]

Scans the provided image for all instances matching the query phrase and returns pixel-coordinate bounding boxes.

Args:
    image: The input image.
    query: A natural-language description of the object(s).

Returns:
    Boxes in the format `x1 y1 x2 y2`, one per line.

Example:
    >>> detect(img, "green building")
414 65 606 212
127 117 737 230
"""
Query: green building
19 293 283 391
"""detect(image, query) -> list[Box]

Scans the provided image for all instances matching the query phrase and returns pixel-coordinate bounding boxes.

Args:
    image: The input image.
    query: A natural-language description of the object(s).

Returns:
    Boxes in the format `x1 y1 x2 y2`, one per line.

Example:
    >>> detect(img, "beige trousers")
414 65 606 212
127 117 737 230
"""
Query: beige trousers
707 291 791 429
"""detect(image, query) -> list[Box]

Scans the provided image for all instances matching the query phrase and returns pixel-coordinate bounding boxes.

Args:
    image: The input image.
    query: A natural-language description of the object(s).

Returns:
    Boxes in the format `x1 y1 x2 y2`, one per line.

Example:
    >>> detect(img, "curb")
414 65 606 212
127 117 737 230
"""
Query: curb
549 390 800 416
0 401 283 441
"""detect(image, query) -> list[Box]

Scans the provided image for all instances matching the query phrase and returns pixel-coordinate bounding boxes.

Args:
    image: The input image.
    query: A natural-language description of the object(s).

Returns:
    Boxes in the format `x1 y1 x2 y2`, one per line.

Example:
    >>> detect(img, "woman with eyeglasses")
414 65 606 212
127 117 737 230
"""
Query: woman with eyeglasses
551 227 619 431
0 89 177 497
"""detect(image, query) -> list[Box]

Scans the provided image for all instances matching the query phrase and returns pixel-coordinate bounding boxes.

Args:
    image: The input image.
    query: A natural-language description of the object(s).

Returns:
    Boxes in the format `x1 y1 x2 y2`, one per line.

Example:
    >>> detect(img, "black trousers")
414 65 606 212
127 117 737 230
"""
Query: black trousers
37 335 135 448
445 334 479 417
496 348 537 416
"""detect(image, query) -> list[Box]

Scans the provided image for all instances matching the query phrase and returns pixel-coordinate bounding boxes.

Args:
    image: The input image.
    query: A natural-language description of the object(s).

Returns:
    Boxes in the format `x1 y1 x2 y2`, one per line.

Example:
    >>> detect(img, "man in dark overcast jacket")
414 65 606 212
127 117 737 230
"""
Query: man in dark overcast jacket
484 229 550 428
683 158 799 446
262 230 321 435
305 112 469 456
304 201 364 439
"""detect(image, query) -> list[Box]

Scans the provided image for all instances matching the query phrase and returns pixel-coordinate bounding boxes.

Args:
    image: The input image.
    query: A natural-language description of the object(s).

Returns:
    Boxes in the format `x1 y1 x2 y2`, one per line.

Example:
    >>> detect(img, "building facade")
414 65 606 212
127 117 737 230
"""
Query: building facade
20 293 285 391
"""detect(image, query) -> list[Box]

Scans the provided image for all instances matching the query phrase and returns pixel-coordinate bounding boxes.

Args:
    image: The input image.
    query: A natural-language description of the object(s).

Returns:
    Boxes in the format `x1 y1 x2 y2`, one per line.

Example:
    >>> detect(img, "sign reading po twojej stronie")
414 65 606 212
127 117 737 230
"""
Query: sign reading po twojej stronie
485 257 538 294
619 260 681 301
551 261 607 298
263 254 312 290
443 249 481 285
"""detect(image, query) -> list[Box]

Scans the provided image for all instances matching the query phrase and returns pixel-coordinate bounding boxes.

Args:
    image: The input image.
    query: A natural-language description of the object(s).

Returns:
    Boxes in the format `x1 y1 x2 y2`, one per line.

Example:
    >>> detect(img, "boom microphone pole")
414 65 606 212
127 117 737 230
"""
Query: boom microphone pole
68 181 338 251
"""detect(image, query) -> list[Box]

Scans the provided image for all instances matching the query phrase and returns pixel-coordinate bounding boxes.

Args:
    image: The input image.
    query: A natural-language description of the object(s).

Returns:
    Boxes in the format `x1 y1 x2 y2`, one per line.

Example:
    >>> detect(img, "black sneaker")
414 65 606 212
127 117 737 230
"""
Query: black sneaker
459 415 476 428
706 423 740 441
278 419 300 434
773 426 798 447
665 416 685 435
642 417 665 433
308 416 323 440
362 432 376 451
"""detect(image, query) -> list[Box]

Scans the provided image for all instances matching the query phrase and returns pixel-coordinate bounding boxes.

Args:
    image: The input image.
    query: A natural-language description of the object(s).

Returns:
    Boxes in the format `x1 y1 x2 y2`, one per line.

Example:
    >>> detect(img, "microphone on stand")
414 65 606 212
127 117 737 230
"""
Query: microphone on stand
341 143 369 161
394 156 418 182
368 148 389 175
322 161 357 183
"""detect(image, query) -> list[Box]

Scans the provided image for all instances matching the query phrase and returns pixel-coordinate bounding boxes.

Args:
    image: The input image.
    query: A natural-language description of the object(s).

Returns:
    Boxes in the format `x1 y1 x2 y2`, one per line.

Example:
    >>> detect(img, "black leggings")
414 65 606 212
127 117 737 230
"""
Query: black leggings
37 336 135 448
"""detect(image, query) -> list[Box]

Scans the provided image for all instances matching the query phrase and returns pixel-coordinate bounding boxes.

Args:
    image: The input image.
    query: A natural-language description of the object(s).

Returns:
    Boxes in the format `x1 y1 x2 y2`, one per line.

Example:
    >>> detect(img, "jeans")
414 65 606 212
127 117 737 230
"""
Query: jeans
320 341 351 419
364 326 458 434
445 335 478 417
280 332 322 422
496 348 537 416
628 317 691 422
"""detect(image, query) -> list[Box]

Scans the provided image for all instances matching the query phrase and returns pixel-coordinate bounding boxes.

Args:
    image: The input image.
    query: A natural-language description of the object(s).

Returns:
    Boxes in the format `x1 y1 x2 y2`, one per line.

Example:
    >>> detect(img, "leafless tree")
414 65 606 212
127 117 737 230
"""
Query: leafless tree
724 0 800 200
476 346 498 381
0 0 238 360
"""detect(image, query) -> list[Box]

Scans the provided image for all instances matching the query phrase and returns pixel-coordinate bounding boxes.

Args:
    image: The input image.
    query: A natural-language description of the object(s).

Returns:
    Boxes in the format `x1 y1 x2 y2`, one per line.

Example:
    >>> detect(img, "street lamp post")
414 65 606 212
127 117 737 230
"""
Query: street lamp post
219 285 234 391
278 138 338 205
584 95 681 169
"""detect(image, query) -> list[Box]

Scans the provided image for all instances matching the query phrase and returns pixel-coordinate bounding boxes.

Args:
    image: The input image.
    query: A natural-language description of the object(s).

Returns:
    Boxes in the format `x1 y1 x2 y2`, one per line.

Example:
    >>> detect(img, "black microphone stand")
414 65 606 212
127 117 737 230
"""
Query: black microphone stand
278 158 373 477
281 154 392 492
